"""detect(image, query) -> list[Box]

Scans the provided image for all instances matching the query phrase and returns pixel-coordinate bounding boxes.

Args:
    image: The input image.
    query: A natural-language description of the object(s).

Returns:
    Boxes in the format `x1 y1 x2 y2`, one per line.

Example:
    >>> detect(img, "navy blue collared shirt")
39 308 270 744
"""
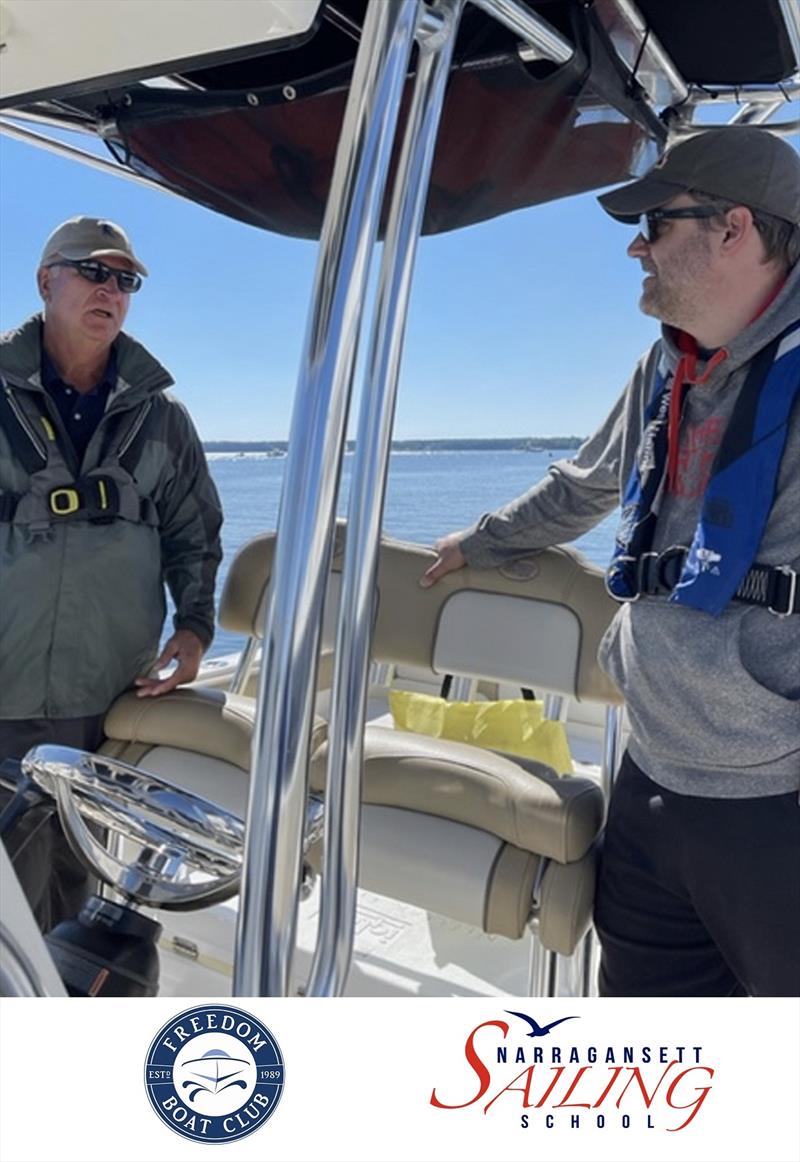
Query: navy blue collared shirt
41 348 117 464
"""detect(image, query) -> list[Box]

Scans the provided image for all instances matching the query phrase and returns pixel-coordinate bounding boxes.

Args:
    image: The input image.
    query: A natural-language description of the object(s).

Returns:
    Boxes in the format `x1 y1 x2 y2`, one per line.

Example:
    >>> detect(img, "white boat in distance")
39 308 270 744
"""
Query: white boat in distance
1 0 798 1000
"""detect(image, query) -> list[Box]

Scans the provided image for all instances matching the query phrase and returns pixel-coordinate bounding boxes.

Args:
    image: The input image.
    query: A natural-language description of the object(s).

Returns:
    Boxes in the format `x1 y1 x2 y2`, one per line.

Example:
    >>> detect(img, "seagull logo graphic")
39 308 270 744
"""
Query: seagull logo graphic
505 1011 579 1038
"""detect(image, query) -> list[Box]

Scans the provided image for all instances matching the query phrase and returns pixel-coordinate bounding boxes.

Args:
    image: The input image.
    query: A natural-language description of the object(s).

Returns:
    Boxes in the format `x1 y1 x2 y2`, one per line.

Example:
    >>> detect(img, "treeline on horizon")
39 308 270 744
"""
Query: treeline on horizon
203 436 584 453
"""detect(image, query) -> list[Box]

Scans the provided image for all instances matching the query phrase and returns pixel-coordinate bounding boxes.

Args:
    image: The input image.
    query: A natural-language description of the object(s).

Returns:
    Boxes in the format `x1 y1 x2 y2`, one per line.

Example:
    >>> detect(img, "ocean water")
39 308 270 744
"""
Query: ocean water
203 449 619 660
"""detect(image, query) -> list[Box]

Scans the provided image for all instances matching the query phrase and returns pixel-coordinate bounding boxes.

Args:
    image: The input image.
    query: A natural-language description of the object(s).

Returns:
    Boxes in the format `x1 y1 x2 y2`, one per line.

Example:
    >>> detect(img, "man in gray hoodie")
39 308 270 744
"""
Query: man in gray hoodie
421 127 800 997
1 217 223 929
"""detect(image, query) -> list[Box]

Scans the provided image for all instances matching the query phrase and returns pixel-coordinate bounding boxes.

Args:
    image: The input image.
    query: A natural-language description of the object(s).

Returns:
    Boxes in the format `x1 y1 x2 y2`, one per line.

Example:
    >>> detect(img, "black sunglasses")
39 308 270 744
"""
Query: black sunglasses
639 205 723 243
47 258 143 294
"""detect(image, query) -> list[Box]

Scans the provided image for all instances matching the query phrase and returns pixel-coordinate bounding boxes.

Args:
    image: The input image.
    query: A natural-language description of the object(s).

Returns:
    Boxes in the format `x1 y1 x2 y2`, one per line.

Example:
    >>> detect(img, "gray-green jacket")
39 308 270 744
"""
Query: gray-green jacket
0 315 223 720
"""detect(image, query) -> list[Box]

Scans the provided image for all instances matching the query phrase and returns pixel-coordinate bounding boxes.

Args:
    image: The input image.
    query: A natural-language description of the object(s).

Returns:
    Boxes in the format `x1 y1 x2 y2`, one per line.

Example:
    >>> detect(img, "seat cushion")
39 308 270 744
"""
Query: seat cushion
103 688 258 771
310 724 603 863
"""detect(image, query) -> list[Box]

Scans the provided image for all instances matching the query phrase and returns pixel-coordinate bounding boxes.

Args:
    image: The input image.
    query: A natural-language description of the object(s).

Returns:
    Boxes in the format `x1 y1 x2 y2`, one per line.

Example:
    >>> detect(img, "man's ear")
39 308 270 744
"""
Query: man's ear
719 206 754 255
37 265 51 302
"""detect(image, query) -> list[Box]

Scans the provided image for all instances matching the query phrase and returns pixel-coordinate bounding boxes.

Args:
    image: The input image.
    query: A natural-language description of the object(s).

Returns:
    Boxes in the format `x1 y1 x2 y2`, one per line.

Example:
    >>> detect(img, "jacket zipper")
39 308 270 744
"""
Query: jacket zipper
4 386 48 462
118 399 153 458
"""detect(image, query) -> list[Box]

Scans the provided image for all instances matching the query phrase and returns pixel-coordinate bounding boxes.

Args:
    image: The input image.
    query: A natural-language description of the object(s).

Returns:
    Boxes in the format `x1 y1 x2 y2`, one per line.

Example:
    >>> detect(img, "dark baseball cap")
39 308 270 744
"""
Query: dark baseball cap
598 127 800 226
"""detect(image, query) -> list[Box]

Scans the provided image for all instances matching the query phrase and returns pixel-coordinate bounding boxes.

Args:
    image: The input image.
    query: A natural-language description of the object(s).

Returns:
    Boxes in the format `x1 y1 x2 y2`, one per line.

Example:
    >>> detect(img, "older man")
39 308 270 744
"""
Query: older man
421 127 800 997
0 216 223 928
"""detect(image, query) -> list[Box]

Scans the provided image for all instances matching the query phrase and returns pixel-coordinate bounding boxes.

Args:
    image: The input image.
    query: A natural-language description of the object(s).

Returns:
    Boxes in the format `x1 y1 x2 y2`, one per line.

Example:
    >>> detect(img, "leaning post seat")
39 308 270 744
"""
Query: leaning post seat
101 687 328 819
99 527 331 830
340 537 616 955
308 730 603 953
216 529 620 958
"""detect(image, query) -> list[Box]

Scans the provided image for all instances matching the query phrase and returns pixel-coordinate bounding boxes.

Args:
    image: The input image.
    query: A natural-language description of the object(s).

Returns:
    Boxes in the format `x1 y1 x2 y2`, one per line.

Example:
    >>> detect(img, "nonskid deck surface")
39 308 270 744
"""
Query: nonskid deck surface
155 887 543 999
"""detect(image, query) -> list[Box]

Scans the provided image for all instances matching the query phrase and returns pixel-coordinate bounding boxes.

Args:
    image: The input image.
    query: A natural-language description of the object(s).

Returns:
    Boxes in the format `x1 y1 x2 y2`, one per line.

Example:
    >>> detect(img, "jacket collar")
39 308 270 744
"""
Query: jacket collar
0 314 174 404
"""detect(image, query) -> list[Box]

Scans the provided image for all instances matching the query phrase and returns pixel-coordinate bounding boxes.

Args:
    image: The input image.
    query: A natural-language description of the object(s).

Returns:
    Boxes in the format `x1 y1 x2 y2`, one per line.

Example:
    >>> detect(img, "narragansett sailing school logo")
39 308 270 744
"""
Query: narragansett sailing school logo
144 1004 285 1143
430 1011 714 1133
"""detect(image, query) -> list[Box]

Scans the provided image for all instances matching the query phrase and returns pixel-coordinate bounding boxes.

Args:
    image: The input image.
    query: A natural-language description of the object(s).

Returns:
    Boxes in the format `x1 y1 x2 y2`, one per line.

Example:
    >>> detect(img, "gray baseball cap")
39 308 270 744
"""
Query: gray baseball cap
40 216 149 275
598 127 800 226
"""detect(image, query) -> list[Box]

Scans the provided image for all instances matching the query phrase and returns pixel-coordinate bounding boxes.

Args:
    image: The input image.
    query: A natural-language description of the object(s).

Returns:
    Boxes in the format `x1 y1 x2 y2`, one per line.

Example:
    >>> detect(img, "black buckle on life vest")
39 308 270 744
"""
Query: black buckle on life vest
47 477 121 521
767 565 798 618
635 545 689 596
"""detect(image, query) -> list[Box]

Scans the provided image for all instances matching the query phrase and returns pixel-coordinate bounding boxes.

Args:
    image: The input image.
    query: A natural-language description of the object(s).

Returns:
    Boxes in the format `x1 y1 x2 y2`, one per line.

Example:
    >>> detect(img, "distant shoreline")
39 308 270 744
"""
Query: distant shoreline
203 437 584 454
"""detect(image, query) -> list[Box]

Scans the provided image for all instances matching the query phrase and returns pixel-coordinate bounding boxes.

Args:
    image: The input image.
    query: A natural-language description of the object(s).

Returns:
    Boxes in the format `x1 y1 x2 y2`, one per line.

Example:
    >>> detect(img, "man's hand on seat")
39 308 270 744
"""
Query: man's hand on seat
135 629 205 698
420 532 467 588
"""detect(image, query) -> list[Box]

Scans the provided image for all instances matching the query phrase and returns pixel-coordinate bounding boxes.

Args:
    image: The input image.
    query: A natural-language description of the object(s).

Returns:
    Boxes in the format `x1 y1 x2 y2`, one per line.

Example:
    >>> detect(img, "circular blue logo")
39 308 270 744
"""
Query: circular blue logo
144 1004 285 1143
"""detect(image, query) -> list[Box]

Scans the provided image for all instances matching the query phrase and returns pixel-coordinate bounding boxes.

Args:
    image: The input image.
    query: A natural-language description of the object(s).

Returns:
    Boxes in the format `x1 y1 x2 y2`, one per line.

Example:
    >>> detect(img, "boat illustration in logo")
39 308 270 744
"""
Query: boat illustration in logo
180 1048 251 1100
144 1004 285 1144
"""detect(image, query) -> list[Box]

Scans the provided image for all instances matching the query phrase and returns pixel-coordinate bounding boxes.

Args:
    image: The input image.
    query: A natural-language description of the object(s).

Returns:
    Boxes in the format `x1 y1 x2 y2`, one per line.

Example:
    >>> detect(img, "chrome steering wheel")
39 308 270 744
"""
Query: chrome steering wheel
22 746 245 911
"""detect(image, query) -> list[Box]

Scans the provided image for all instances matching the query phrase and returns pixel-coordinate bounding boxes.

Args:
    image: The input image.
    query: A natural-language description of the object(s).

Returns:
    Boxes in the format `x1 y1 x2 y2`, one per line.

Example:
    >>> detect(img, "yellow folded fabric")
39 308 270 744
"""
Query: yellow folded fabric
389 690 573 774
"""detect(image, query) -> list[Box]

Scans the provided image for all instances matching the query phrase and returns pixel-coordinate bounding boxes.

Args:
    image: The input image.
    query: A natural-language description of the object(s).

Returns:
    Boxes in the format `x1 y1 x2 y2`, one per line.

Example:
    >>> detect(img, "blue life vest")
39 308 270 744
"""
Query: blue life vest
606 321 800 617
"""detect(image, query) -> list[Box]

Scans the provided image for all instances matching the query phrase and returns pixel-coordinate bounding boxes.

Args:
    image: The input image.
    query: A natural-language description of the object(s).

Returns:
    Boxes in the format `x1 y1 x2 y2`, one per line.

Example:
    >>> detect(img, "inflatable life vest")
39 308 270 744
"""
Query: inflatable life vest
606 322 800 617
0 377 158 530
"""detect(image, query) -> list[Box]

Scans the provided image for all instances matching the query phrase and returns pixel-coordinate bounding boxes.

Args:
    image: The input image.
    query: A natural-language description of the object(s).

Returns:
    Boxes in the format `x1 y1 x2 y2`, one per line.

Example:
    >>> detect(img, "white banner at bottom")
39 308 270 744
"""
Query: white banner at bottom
0 997 798 1162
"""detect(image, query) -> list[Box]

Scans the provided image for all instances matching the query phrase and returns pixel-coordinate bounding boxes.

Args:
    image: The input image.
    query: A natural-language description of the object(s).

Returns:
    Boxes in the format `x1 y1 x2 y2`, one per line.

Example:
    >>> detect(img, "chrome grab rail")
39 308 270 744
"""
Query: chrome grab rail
306 0 465 998
729 100 786 127
233 0 422 998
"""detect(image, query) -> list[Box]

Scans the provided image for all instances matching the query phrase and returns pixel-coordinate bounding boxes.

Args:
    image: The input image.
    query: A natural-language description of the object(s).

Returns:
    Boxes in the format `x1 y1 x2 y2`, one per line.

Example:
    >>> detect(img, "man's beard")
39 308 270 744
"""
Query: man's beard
639 232 713 331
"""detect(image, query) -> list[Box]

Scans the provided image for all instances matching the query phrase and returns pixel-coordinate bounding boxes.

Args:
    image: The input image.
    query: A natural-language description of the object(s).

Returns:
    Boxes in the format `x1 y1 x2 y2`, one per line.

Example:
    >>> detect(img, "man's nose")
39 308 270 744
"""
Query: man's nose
97 276 124 297
627 233 650 258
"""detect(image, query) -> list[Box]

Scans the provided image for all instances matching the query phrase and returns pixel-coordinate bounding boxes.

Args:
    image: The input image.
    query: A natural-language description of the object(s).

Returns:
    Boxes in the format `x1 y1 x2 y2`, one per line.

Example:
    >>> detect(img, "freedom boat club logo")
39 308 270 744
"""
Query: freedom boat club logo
430 1010 715 1133
145 1004 285 1143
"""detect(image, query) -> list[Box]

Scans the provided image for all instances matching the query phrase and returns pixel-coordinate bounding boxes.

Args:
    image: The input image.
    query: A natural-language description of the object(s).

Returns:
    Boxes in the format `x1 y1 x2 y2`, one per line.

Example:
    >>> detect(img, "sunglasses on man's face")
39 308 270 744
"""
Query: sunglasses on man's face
638 205 723 244
47 258 143 294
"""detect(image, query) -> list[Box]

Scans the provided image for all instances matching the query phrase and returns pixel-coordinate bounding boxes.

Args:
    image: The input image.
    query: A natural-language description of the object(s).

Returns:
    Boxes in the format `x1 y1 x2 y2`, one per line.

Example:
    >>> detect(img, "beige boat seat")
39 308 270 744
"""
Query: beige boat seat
309 728 603 953
100 527 330 812
223 530 616 956
101 687 255 817
101 687 327 818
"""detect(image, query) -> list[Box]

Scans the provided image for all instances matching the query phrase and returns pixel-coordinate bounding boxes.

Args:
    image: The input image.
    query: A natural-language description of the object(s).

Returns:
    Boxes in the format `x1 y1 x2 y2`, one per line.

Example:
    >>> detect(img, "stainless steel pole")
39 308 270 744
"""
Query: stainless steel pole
602 704 623 800
233 0 421 998
777 0 800 70
470 0 572 65
0 118 184 200
229 636 259 695
306 0 465 998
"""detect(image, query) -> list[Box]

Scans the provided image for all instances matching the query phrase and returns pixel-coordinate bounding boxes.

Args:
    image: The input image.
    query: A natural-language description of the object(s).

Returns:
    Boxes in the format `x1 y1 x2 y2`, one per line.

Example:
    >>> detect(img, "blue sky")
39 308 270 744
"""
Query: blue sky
0 130 661 441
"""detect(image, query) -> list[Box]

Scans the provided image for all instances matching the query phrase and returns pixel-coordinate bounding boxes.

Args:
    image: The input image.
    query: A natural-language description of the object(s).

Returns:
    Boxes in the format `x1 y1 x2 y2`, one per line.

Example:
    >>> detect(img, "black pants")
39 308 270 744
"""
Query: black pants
594 752 800 997
0 716 105 934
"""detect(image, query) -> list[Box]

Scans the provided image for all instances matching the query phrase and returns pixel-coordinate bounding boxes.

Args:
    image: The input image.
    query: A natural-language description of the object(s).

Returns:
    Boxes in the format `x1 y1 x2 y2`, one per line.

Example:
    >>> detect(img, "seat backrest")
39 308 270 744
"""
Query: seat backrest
218 528 622 704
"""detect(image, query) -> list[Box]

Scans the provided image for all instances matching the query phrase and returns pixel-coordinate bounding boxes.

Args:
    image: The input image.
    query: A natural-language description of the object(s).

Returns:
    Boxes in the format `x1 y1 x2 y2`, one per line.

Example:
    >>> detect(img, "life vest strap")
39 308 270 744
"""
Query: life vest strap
608 545 799 616
0 475 155 526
